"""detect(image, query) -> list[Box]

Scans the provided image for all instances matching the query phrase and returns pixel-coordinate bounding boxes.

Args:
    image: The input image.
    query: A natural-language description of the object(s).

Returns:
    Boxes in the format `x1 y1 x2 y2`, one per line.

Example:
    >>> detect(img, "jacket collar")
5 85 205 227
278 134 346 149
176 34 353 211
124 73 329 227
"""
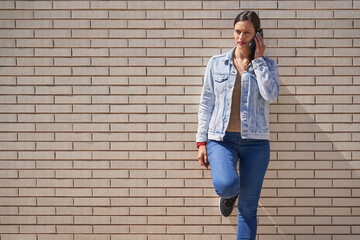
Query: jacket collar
224 45 253 70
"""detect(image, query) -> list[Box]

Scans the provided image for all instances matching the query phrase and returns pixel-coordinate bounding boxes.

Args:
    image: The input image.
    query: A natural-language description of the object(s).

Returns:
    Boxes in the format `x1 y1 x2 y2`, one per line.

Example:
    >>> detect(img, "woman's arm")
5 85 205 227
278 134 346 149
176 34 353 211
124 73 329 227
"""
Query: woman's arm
252 56 280 103
196 57 216 143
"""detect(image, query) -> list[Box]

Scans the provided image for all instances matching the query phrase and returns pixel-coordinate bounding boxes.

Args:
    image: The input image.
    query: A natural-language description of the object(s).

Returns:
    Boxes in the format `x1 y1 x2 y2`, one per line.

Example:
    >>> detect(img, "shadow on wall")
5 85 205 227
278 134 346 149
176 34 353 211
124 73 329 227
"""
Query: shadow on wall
210 67 355 239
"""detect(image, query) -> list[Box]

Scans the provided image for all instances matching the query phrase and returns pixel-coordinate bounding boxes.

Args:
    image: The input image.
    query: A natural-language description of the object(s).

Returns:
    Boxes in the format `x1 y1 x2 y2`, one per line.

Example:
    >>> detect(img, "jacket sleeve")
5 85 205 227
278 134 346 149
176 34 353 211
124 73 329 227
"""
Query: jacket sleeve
196 57 215 143
252 56 280 103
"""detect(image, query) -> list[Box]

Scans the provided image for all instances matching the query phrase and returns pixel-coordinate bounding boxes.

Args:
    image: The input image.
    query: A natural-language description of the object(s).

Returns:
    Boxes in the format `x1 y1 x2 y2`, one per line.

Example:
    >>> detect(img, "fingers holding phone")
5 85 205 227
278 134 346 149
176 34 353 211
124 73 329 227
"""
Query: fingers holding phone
254 32 266 59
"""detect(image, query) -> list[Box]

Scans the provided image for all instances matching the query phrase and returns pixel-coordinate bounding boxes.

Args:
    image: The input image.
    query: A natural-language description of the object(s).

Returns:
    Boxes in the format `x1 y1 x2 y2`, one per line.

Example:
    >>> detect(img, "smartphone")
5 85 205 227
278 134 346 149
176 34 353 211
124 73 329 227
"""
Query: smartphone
249 28 263 56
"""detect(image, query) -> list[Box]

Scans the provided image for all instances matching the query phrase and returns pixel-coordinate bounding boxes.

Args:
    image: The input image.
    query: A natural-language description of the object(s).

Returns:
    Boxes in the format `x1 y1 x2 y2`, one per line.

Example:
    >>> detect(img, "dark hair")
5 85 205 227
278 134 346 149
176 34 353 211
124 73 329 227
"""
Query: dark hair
233 10 261 32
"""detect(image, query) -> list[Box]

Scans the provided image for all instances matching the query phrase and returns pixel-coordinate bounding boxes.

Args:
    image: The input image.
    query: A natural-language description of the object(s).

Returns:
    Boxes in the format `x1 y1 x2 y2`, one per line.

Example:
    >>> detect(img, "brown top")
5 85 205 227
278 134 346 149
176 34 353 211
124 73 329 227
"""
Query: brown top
226 72 242 132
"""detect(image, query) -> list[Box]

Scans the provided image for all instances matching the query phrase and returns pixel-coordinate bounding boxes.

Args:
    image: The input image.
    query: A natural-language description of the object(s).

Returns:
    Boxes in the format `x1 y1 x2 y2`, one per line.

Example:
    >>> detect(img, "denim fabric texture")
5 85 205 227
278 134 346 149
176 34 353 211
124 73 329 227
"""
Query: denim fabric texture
207 131 270 240
196 46 280 142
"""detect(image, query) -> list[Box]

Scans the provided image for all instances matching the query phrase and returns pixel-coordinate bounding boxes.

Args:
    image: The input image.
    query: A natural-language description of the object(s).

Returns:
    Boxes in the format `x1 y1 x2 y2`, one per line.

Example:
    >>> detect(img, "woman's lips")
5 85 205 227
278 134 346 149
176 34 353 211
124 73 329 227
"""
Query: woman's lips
238 42 246 45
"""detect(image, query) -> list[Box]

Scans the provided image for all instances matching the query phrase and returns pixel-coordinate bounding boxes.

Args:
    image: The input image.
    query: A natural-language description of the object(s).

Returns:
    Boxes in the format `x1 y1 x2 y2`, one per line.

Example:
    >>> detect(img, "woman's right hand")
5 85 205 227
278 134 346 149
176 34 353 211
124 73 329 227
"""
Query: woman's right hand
197 145 209 169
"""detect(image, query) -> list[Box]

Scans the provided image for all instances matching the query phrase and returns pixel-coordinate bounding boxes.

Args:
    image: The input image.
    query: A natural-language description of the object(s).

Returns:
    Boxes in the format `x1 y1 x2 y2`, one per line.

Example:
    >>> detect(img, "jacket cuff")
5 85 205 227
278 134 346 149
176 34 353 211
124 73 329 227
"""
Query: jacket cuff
252 57 265 68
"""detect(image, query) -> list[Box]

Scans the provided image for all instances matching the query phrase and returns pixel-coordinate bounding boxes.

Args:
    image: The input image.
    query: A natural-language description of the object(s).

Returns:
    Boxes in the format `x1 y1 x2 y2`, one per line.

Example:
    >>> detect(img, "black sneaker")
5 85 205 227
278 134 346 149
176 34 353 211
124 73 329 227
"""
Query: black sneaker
219 195 238 217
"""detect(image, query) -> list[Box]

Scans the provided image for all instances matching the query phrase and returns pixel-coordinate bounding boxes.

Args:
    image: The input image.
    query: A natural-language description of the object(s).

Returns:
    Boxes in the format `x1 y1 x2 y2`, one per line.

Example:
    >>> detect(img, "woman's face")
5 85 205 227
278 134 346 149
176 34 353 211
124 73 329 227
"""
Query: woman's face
233 20 256 50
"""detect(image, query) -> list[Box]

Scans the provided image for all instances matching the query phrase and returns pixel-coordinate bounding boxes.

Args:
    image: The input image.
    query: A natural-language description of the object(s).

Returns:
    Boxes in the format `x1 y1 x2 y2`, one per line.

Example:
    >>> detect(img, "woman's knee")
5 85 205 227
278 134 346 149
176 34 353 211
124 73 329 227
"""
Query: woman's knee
213 176 239 198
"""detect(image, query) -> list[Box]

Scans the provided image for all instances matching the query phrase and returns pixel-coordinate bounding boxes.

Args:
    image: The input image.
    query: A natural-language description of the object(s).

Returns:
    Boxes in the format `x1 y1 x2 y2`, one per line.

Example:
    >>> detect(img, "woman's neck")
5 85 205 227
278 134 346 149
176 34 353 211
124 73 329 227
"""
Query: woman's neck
234 46 251 60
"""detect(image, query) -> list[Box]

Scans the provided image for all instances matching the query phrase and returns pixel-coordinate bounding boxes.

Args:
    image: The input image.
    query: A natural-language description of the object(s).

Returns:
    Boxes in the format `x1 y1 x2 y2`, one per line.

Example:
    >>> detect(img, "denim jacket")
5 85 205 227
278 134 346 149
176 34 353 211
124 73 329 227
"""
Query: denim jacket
196 46 280 142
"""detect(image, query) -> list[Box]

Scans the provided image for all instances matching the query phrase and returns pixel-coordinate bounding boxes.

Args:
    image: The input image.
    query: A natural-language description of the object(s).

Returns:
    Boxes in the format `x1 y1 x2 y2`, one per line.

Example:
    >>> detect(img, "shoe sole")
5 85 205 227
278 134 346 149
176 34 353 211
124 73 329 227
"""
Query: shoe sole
218 198 224 217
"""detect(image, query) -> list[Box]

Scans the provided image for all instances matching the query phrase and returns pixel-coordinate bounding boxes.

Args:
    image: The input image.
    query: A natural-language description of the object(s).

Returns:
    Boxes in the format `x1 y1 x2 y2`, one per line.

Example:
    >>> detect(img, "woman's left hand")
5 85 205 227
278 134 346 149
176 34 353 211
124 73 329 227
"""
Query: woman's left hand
254 33 266 59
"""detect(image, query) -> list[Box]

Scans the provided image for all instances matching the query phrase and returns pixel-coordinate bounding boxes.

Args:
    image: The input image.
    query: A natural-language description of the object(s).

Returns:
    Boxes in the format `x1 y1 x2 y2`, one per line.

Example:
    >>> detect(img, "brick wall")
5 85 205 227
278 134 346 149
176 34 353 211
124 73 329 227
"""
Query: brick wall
0 1 359 239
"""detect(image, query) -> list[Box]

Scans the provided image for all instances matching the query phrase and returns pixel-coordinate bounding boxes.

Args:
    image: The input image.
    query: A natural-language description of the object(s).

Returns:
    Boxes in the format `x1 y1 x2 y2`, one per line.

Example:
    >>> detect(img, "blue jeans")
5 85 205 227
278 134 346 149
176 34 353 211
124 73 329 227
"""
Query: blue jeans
207 131 270 240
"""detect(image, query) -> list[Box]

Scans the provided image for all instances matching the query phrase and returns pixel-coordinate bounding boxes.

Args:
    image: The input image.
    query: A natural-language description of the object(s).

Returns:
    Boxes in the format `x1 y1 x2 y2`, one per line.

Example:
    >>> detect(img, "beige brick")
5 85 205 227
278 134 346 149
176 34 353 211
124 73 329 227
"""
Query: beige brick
148 160 183 170
90 1 126 9
31 11 70 19
316 40 352 50
1 104 31 114
127 1 164 9
0 20 15 28
16 19 52 28
74 216 111 224
334 105 360 113
146 29 183 39
37 216 73 225
110 123 146 132
56 225 92 233
130 169 165 178
53 20 90 30
109 9 145 19
0 9 33 19
296 142 332 151
0 39 15 47
296 160 332 169
91 39 128 47
112 235 145 240
0 65 34 75
88 57 127 66
56 188 92 197
334 10 360 18
202 1 239 9
334 216 358 224
111 179 146 188
37 179 73 188
204 225 236 234
52 1 88 9
166 20 202 28
110 67 146 76
56 207 96 215
234 1 273 9
92 227 129 235
315 114 352 124
0 1 15 9
111 142 148 151
185 10 221 19
315 226 350 234
54 39 90 47
38 235 73 240
130 188 166 197
319 19 353 30
72 10 108 19
20 225 55 234
148 236 184 240
17 76 53 86
129 19 165 28
165 1 201 9
56 151 91 160
109 29 146 39
263 179 295 188
333 236 360 240
146 10 183 19
18 57 55 66
315 189 351 197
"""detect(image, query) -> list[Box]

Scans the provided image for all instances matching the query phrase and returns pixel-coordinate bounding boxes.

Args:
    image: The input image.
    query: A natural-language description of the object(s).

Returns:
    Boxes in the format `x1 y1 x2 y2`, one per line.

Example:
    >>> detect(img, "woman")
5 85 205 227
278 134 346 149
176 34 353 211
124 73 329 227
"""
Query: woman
196 10 279 240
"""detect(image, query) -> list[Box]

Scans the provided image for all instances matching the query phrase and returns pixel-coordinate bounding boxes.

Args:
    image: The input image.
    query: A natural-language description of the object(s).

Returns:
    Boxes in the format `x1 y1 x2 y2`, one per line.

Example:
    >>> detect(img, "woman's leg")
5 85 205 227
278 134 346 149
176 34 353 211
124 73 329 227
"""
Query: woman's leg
237 139 270 240
207 137 240 199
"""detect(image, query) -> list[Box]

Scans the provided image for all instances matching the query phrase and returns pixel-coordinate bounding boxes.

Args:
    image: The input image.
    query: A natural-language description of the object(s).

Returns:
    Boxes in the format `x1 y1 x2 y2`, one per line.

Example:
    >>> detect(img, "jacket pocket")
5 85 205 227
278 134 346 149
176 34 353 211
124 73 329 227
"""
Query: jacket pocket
213 74 228 94
214 74 228 83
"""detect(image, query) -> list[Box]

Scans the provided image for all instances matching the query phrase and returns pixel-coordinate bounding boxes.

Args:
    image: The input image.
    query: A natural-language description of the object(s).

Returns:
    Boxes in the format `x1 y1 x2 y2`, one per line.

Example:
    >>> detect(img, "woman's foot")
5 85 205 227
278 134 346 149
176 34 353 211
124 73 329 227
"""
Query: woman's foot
219 194 238 217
